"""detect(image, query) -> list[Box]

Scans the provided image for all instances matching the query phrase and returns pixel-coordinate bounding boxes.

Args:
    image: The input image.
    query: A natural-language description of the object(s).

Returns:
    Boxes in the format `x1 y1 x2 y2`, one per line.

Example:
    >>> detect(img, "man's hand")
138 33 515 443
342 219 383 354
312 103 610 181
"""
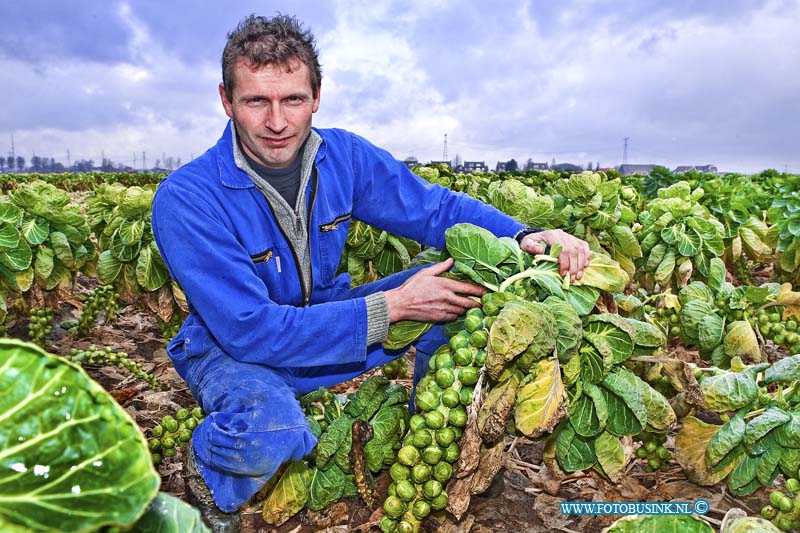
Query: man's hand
519 229 591 281
384 258 485 323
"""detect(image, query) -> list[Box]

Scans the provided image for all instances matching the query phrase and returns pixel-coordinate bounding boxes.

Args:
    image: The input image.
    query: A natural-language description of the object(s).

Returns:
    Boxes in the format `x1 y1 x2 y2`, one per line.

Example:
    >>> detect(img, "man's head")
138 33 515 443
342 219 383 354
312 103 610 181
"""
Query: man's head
220 15 322 169
222 14 321 102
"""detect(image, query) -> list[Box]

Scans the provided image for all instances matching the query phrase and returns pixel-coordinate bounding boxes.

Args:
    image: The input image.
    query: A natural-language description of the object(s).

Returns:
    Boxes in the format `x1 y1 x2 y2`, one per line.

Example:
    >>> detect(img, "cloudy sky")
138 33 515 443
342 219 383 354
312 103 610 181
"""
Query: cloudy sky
1 0 798 174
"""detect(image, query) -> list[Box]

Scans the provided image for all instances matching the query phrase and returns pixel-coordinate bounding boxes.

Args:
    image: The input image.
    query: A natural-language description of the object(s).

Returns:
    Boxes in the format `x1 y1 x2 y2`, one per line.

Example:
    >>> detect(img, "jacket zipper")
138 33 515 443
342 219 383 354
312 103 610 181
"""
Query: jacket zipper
320 213 352 232
261 166 318 307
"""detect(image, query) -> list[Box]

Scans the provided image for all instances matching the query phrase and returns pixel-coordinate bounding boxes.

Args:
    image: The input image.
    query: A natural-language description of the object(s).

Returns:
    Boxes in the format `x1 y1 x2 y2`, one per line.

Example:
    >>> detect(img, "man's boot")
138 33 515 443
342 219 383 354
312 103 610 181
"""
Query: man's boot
184 441 241 533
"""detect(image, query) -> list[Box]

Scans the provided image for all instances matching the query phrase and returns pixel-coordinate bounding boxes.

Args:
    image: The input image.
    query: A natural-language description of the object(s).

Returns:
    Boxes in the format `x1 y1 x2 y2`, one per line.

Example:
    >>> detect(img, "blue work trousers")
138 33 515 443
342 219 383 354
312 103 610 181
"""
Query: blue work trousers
172 280 445 513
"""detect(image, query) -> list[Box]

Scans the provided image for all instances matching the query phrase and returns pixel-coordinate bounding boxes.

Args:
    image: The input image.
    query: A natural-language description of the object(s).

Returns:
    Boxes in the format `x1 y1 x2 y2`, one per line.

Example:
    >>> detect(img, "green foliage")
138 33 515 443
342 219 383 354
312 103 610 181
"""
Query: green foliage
0 339 160 531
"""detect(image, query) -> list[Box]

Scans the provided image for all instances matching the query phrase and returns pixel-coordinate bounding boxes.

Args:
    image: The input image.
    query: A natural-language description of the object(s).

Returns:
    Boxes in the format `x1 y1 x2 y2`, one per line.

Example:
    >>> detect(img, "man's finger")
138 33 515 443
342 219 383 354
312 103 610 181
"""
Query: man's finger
439 277 487 297
423 257 454 276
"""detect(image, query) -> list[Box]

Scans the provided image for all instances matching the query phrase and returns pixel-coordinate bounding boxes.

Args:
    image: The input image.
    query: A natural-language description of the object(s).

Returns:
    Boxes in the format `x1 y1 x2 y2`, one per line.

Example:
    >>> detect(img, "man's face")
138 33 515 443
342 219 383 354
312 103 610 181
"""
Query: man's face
220 59 320 168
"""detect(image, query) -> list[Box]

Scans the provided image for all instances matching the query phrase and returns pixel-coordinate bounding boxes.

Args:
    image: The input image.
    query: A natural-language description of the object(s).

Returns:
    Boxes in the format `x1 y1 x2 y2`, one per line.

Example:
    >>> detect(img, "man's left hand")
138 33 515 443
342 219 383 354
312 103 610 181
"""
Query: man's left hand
519 229 591 281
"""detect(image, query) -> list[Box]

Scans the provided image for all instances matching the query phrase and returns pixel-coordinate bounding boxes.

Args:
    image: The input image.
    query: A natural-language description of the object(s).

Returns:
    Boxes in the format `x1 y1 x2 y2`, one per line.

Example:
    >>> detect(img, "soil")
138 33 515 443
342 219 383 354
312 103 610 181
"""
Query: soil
31 274 771 533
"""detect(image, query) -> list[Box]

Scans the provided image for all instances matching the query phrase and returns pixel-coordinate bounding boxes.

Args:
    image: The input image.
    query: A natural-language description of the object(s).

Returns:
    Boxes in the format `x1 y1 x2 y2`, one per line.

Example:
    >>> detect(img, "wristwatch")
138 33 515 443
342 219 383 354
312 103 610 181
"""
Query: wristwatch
513 227 541 244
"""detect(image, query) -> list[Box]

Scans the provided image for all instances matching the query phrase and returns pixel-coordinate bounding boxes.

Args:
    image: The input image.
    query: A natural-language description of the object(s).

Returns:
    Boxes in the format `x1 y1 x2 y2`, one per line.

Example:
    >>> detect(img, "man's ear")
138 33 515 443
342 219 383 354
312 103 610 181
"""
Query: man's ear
312 83 321 113
219 83 234 118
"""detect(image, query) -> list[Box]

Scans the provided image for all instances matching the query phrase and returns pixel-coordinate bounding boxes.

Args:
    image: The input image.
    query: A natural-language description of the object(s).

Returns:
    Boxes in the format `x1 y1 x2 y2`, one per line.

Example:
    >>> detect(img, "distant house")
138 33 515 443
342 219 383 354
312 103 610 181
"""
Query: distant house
525 161 549 171
402 157 419 169
552 162 583 173
674 164 718 174
618 164 657 176
463 161 488 172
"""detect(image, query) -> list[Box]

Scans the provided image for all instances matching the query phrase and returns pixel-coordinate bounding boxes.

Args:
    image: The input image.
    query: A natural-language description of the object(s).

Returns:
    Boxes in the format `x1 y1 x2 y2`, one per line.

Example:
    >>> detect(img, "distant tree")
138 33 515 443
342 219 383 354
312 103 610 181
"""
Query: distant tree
16 156 25 172
0 158 5 172
551 157 556 167
525 158 534 170
596 161 600 170
6 156 13 171
506 159 518 172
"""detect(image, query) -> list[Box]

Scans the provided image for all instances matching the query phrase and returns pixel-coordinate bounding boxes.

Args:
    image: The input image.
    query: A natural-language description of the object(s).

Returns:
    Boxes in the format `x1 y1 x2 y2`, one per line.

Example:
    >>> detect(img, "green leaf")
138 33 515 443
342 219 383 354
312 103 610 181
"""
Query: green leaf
544 297 582 362
675 416 742 486
49 231 74 268
723 321 760 362
135 242 170 292
755 444 782 486
383 320 434 351
579 345 605 384
33 246 55 280
21 218 49 246
762 354 800 385
700 369 759 412
514 358 567 438
0 339 160 532
261 461 312 526
608 224 642 259
0 202 22 226
743 407 791 451
555 423 596 472
593 432 627 483
726 452 759 494
774 413 800 448
97 250 124 285
571 253 629 293
677 229 702 256
0 238 32 272
706 411 745 467
583 314 636 365
314 416 354 469
343 376 389 421
635 377 676 431
119 220 145 246
130 492 210 532
445 223 512 279
307 464 348 511
654 249 676 284
601 368 648 432
0 224 20 249
697 314 725 352
569 391 602 438
605 514 714 532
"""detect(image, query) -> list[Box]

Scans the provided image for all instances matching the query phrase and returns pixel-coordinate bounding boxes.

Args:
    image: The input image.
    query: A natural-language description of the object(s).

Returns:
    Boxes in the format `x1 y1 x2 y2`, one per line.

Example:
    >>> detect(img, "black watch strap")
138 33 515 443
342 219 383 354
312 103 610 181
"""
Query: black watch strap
513 227 541 244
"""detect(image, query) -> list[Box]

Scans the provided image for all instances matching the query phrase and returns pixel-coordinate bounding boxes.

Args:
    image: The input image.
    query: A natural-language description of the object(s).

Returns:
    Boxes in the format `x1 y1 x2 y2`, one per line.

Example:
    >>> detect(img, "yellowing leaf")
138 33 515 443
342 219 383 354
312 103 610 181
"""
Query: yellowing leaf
514 358 567 437
674 416 742 486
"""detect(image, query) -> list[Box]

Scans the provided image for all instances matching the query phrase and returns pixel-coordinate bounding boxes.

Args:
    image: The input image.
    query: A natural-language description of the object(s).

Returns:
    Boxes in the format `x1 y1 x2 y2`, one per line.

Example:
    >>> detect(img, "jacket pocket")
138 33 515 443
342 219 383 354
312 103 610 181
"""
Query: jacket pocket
317 213 352 283
250 246 284 301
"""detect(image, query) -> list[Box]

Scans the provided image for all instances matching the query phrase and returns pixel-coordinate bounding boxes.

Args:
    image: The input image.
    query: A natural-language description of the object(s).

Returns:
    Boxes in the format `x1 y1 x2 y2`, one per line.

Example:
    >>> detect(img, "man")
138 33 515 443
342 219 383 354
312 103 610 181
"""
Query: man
152 14 590 527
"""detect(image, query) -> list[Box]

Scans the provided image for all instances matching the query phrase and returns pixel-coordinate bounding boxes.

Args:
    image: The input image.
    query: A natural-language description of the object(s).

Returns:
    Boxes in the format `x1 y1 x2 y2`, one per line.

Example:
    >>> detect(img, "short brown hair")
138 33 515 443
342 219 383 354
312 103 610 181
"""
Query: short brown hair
222 14 322 100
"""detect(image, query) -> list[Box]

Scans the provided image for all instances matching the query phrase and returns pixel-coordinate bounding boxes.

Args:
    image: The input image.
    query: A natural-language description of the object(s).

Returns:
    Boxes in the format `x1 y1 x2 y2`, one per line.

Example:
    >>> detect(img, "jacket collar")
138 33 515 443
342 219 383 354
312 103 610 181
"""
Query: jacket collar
217 121 327 189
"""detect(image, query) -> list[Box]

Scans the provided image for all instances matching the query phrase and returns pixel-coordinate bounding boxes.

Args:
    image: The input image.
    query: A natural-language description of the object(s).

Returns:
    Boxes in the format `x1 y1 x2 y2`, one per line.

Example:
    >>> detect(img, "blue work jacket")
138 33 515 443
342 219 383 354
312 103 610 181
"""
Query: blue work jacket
152 123 524 370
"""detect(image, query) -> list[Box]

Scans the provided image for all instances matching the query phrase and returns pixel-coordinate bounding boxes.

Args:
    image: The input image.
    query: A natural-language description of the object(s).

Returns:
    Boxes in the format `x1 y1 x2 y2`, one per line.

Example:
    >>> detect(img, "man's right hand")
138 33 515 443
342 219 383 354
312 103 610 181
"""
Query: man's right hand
384 258 486 323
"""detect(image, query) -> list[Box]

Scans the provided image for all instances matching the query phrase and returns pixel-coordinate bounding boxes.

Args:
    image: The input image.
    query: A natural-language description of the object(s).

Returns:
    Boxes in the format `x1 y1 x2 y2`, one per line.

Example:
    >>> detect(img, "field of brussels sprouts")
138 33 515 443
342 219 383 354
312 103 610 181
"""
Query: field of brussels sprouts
3 166 800 532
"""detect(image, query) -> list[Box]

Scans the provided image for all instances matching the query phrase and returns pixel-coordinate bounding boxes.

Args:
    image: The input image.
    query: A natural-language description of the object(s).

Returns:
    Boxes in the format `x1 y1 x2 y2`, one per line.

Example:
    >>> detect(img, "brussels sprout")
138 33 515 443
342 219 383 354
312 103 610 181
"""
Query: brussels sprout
151 425 164 437
411 463 432 484
443 442 460 463
397 446 421 467
433 461 453 484
466 307 485 321
161 436 176 449
449 332 470 351
430 492 448 511
453 347 473 366
448 406 468 428
177 428 192 443
474 350 487 366
412 499 431 520
787 478 800 494
469 330 488 349
412 429 434 449
656 446 671 460
398 520 415 533
184 417 198 430
409 414 427 432
436 368 456 388
176 408 190 421
422 479 443 500
437 353 456 370
396 480 417 503
647 458 661 470
151 452 162 466
761 504 777 520
435 427 456 448
441 388 460 408
645 441 657 453
464 315 483 333
383 495 407 519
148 438 161 451
390 462 411 482
422 446 443 465
416 391 440 412
459 366 479 386
388 482 397 497
425 410 445 429
162 447 177 457
459 386 474 406
636 447 648 459
162 415 179 433
772 491 793 512
380 515 399 533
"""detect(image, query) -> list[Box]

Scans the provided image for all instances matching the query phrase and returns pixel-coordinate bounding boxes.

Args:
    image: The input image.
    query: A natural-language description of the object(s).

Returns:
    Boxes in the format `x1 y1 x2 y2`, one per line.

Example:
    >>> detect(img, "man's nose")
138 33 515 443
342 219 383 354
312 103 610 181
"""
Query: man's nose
265 104 288 133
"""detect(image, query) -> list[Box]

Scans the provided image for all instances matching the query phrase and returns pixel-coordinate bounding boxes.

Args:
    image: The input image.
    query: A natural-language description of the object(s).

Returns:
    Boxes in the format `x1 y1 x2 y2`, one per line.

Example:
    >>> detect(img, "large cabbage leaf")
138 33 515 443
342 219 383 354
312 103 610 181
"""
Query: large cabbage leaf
0 339 160 532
